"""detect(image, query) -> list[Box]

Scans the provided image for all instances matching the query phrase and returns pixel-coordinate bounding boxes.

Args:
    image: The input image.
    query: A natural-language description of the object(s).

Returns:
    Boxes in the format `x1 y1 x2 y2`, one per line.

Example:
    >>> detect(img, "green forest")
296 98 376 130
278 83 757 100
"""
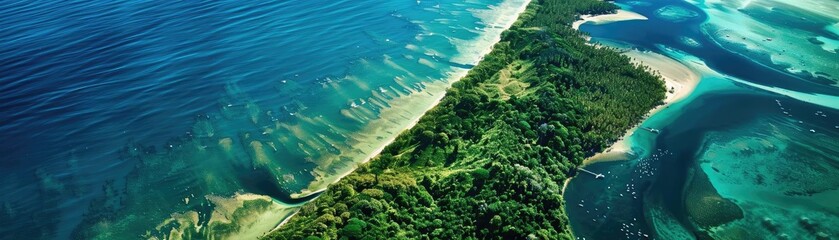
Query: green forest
267 0 665 239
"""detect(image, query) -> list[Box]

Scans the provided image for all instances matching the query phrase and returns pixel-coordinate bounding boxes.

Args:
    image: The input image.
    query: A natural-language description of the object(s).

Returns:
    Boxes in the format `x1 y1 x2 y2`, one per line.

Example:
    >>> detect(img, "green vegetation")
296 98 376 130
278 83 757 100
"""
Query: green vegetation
268 0 665 239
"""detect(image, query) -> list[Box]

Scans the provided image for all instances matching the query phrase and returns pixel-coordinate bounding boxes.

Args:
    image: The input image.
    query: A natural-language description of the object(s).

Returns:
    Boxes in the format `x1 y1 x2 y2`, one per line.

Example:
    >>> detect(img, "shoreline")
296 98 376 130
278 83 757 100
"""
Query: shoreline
289 0 533 200
290 81 450 199
582 49 702 166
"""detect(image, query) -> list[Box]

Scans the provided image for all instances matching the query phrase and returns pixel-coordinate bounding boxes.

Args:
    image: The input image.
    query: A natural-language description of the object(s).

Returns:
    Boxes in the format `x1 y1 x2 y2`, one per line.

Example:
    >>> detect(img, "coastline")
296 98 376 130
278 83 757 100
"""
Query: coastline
583 49 701 166
268 0 678 237
290 81 451 199
289 0 533 199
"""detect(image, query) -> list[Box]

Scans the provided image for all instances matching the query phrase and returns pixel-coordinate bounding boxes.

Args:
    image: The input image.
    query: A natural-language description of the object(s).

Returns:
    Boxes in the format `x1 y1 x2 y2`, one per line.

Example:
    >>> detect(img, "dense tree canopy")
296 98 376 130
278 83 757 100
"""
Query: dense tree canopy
267 0 665 239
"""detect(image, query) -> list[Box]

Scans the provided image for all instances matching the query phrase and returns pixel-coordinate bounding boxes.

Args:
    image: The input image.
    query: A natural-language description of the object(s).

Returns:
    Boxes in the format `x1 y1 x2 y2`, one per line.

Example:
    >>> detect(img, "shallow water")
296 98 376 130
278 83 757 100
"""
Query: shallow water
0 0 529 238
566 0 839 239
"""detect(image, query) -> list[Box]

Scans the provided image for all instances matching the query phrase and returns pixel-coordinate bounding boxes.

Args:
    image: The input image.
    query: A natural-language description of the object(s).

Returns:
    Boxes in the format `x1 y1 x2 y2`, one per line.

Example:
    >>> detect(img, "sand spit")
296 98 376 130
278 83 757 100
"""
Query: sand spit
572 9 648 30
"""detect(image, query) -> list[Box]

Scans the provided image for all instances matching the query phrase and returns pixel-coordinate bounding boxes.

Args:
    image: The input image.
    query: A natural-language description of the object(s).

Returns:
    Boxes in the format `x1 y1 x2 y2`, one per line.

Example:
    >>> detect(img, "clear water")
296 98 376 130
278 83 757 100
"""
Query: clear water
0 0 529 238
566 0 839 239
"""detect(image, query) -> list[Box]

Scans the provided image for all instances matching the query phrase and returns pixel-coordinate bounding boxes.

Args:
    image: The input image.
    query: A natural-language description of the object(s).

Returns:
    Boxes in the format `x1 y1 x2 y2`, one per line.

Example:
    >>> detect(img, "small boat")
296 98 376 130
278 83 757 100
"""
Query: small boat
641 127 660 134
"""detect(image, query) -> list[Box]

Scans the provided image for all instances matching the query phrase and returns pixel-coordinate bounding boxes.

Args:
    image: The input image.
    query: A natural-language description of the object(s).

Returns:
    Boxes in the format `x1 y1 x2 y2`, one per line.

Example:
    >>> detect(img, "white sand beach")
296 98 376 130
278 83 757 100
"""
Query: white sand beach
583 49 701 166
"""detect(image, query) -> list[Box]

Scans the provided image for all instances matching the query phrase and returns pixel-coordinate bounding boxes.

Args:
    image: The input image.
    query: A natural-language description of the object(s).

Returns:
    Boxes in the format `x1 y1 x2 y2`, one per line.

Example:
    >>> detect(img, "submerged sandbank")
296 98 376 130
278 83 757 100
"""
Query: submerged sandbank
584 49 701 165
693 0 839 85
147 193 305 240
572 9 648 30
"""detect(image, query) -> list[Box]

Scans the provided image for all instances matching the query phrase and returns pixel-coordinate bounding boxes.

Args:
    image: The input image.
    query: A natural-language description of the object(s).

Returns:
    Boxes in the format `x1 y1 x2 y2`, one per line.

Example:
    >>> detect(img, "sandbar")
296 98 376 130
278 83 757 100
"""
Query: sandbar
572 10 648 30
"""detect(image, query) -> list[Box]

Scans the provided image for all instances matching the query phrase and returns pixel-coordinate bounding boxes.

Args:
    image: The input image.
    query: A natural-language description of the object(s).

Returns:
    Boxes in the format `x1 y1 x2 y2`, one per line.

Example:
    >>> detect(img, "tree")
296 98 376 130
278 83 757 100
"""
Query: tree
340 218 367 239
268 0 664 239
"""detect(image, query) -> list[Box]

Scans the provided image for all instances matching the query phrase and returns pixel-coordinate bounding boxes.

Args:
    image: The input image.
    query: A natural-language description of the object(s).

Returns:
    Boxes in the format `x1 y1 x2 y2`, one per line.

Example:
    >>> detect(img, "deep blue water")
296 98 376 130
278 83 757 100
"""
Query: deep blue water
0 0 525 238
566 0 839 239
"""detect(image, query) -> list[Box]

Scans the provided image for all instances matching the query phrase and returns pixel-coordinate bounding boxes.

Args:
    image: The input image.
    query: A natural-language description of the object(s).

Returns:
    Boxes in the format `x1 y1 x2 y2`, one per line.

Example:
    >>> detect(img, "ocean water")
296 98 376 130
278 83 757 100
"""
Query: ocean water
566 0 839 239
0 0 528 239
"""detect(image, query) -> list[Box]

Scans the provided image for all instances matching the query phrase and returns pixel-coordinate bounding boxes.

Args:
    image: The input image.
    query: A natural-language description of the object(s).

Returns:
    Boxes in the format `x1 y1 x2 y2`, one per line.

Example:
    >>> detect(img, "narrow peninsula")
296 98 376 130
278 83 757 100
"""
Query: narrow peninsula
267 0 665 239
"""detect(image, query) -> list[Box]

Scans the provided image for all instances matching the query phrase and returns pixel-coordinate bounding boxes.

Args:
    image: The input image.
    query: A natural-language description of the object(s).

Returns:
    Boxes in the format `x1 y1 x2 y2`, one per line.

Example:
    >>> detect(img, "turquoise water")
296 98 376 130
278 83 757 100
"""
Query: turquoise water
0 0 528 238
566 0 839 239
